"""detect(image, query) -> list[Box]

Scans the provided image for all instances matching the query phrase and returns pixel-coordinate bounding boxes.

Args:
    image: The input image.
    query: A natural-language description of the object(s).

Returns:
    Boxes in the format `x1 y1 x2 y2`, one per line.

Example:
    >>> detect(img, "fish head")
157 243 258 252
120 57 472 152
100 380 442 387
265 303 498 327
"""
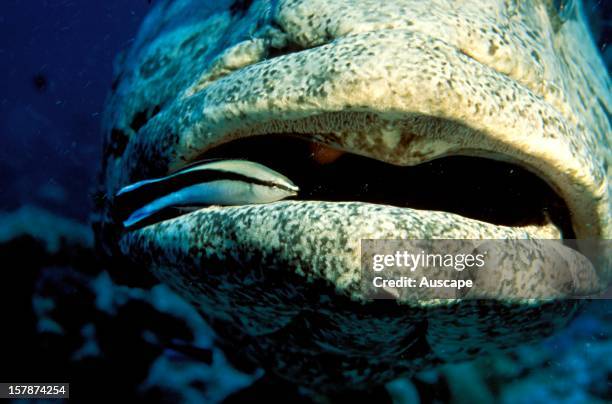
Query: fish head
95 0 611 390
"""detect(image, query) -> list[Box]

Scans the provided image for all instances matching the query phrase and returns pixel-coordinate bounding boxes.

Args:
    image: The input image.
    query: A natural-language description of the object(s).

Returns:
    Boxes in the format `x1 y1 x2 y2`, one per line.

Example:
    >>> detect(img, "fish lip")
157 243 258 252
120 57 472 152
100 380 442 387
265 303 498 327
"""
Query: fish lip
118 200 567 304
117 29 607 240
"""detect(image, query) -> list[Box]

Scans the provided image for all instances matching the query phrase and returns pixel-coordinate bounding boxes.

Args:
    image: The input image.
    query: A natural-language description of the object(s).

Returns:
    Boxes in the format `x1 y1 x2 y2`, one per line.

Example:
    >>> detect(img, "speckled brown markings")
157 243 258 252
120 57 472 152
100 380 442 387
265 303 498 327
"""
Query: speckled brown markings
96 0 610 392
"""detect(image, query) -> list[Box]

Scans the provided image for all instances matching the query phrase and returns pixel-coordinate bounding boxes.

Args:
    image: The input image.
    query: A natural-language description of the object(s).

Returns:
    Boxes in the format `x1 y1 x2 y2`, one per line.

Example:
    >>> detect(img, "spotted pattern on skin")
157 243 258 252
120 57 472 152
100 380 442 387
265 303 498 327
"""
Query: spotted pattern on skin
117 201 580 389
120 202 565 304
96 0 610 391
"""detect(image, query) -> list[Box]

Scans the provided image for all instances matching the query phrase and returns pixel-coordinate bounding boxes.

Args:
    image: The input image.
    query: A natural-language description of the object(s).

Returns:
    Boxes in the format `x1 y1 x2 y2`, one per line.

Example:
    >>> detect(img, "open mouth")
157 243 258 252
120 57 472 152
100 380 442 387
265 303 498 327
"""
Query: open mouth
115 135 573 238
107 26 608 243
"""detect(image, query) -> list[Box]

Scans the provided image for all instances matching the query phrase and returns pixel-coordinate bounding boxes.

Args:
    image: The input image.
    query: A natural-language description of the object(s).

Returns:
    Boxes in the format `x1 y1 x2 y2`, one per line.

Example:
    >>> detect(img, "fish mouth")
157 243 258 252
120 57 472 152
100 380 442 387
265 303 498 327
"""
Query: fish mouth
114 29 609 311
114 29 608 238
117 133 599 308
117 134 573 238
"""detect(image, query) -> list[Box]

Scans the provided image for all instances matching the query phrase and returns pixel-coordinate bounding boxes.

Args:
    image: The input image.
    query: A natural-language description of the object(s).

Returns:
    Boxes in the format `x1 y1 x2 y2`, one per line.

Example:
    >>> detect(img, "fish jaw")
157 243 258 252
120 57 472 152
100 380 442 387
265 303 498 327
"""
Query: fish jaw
118 201 581 387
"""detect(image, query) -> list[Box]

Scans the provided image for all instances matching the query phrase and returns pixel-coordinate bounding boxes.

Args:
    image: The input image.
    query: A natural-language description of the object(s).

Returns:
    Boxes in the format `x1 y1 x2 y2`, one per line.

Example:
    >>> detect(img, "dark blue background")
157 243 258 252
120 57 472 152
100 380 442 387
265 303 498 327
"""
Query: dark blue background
0 1 150 221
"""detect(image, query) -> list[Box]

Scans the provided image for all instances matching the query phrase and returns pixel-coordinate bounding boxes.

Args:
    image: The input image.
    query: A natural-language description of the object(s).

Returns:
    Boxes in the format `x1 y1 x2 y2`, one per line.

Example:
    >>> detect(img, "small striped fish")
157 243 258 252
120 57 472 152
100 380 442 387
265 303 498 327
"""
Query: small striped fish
116 159 299 228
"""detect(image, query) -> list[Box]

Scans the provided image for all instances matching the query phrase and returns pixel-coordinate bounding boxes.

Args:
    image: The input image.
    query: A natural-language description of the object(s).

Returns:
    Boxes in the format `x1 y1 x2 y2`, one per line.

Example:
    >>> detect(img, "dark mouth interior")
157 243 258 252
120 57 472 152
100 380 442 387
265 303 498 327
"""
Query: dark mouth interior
193 135 574 237
115 134 574 236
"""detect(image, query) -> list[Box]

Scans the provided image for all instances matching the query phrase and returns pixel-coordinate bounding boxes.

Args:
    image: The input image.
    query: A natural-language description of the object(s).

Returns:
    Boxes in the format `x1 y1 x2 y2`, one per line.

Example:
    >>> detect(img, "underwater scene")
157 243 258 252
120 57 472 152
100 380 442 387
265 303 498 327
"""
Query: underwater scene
1 0 611 402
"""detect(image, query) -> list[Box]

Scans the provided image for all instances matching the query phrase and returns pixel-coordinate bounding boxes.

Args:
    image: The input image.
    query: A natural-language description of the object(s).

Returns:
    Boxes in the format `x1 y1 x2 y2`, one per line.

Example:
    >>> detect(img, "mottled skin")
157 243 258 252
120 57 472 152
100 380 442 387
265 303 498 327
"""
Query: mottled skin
95 0 611 392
